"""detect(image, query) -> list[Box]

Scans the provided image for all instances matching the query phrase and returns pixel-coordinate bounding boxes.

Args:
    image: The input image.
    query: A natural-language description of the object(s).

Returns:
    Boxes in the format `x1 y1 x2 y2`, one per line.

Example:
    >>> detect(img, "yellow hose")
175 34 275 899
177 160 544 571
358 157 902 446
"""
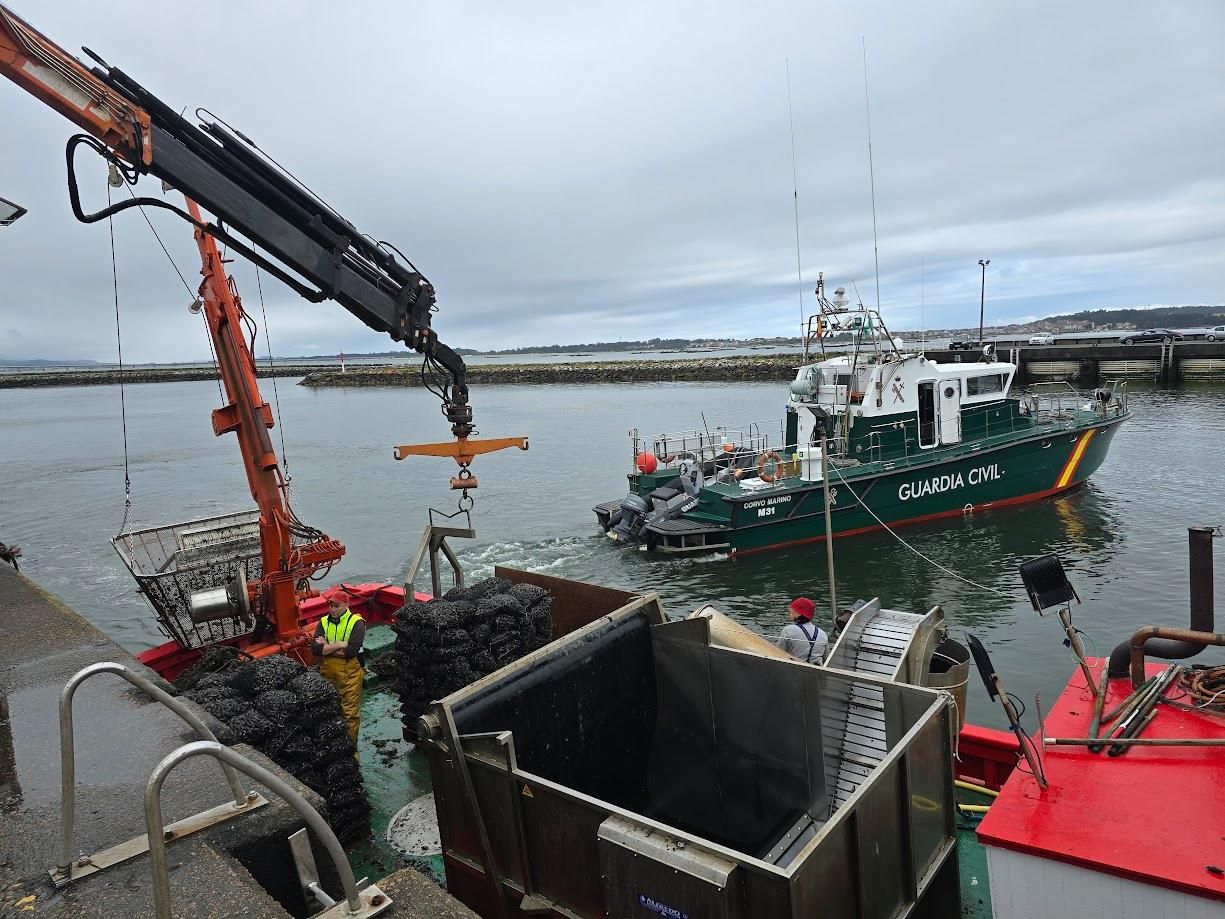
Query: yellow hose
955 779 999 798
959 804 991 813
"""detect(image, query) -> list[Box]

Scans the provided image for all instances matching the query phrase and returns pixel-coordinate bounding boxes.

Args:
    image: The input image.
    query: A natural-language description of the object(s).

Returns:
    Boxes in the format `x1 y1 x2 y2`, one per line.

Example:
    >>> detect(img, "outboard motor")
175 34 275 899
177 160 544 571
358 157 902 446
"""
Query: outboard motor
611 493 651 542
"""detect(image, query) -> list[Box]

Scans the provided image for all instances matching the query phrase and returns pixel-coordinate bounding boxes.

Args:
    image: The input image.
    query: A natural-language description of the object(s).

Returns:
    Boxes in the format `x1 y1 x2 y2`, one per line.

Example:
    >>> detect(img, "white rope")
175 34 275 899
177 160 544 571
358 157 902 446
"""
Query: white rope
826 461 1009 597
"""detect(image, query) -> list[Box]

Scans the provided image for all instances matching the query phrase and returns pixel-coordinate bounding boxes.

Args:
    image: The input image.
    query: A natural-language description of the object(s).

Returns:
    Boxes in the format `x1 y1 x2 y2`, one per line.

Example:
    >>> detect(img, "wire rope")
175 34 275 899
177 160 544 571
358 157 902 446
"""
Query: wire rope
106 180 132 534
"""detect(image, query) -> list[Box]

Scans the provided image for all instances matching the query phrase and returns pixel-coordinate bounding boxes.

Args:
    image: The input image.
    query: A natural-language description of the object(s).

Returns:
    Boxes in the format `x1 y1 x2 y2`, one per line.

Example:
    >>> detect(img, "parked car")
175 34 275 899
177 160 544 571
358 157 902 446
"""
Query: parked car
1207 325 1225 342
1119 329 1184 345
948 339 978 350
1027 332 1056 345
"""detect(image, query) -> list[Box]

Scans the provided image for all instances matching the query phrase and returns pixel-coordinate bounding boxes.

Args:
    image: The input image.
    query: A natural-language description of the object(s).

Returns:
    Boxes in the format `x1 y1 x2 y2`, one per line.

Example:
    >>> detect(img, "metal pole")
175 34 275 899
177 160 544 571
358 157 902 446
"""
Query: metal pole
56 663 248 875
1048 735 1225 747
996 677 1047 788
145 740 363 919
977 259 990 346
1058 608 1098 701
1086 667 1111 753
821 435 837 621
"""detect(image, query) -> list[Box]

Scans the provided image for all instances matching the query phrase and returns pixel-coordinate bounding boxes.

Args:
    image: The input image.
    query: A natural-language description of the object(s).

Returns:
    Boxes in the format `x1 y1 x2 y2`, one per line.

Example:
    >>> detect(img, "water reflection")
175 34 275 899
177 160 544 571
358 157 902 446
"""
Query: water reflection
579 482 1122 640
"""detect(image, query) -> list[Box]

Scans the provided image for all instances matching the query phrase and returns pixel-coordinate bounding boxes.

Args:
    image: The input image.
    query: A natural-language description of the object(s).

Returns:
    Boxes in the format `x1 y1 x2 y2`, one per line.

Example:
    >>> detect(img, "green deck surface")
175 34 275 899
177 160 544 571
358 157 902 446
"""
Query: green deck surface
957 789 994 919
349 628 444 885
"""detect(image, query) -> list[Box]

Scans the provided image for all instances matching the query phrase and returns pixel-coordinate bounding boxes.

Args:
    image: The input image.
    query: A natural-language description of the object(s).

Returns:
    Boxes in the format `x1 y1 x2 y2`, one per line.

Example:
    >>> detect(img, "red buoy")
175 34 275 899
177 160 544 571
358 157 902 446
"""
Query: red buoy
635 452 658 474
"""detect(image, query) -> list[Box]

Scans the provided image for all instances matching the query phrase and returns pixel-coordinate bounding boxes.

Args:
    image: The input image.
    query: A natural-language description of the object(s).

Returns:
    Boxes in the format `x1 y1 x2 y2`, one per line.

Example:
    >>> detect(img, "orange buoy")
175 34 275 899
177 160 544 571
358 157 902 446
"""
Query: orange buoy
757 450 785 483
636 452 658 474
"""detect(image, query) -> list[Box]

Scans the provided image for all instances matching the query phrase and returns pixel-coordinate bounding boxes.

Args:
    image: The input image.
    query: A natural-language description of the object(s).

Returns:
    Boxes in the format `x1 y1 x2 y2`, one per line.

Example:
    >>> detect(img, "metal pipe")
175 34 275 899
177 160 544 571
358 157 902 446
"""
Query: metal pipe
1109 709 1158 758
56 662 248 875
1058 608 1097 700
1108 526 1219 680
1127 627 1225 689
1100 676 1154 725
145 740 362 918
1047 735 1225 747
1086 666 1111 753
821 434 837 622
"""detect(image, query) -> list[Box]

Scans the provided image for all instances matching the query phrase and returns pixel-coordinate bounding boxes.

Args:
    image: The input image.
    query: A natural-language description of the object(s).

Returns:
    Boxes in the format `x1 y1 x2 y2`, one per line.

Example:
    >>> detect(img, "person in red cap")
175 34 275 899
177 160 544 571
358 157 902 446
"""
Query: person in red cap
776 597 828 663
312 591 366 741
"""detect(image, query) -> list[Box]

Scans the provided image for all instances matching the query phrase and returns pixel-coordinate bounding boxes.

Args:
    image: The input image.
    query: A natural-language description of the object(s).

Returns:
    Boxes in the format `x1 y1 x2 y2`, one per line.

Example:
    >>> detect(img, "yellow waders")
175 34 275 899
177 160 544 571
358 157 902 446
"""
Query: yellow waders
318 608 364 742
318 655 364 741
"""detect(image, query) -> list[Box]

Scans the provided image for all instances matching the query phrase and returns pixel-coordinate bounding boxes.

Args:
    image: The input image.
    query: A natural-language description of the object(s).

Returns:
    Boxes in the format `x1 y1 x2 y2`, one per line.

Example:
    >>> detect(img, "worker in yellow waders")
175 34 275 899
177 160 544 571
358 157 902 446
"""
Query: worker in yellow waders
312 591 366 742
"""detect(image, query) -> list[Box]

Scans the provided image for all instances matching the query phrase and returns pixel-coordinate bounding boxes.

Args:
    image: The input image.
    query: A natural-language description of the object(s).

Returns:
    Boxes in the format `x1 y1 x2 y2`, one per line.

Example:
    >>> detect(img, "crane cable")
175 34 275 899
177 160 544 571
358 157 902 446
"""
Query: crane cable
252 256 291 479
122 184 225 404
105 175 132 535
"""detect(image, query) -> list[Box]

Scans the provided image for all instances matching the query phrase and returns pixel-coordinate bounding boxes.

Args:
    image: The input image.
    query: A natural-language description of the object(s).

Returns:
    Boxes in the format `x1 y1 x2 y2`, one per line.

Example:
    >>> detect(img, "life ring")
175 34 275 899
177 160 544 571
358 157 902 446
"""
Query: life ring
757 450 785 483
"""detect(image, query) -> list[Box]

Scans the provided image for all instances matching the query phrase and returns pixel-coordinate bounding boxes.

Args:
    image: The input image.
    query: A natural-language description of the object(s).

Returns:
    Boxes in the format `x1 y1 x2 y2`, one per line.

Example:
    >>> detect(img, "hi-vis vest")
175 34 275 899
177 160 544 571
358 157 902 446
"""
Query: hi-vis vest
322 609 362 644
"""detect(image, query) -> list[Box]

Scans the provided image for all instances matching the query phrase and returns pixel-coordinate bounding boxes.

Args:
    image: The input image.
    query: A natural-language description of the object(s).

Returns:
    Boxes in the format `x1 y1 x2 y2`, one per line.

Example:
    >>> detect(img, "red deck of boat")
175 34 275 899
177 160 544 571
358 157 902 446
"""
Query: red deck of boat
977 658 1225 901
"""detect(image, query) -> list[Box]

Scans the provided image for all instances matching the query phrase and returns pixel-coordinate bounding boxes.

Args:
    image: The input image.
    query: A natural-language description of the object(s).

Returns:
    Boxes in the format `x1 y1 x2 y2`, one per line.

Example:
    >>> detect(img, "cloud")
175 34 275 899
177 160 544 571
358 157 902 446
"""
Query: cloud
1 0 1222 362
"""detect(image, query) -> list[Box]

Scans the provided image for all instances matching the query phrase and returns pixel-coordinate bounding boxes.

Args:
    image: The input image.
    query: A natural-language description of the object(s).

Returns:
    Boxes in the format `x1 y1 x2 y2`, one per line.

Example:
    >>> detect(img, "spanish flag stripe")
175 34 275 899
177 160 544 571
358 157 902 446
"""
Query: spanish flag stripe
1056 429 1096 489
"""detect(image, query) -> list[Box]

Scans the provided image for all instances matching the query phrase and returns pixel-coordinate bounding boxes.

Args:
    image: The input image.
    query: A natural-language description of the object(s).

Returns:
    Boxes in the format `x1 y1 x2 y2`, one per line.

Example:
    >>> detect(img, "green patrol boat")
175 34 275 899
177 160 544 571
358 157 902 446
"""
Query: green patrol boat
594 283 1128 556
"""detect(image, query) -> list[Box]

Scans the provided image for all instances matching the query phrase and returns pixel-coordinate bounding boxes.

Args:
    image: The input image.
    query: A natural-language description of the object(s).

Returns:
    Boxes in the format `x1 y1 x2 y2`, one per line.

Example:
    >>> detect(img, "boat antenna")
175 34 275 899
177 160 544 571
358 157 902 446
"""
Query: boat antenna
786 59 805 343
920 256 926 356
862 38 881 315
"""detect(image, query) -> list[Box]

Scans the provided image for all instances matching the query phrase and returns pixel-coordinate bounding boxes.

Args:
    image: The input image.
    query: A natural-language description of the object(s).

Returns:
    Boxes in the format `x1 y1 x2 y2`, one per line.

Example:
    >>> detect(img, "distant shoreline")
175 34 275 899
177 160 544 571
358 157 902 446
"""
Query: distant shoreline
0 355 806 389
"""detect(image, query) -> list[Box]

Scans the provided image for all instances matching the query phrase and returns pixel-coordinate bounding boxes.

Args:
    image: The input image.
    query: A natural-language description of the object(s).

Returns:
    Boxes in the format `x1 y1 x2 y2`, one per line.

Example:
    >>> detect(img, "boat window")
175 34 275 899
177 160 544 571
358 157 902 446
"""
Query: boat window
835 373 853 388
966 373 1005 396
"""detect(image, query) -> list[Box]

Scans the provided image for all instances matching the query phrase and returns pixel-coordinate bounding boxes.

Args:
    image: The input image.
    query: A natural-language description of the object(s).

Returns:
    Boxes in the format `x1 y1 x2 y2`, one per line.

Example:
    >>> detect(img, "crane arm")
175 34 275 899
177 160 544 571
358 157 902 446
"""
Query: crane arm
0 4 473 438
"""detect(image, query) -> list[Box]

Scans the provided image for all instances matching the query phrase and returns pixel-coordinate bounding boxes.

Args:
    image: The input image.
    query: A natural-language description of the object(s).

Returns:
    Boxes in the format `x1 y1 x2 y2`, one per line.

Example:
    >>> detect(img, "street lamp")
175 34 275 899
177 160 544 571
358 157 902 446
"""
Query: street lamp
977 259 991 346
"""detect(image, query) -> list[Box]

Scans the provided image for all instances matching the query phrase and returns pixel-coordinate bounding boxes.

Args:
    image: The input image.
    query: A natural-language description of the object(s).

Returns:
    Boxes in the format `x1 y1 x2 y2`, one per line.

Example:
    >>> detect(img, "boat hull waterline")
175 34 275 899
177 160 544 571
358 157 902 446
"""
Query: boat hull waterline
596 417 1123 556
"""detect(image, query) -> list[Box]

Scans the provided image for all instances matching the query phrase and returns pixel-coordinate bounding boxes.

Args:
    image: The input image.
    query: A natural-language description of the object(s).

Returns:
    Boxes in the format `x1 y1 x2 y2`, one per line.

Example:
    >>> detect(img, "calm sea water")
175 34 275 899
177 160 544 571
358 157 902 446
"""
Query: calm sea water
3 377 1223 730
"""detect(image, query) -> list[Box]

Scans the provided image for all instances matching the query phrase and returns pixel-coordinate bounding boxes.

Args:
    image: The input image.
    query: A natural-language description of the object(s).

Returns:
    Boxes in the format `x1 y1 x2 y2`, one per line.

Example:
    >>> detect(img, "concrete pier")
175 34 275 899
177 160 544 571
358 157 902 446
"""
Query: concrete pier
0 565 477 918
930 340 1225 385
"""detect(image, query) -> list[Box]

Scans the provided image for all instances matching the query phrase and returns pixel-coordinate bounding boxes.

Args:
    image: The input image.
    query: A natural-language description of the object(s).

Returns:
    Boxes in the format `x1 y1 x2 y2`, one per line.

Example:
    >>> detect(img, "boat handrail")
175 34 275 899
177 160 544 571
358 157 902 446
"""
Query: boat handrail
629 423 781 469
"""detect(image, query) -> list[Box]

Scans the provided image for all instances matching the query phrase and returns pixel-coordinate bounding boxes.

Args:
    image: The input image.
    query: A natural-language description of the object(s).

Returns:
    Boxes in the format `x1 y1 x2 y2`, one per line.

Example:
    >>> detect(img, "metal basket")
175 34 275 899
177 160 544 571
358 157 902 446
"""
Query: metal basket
112 509 265 650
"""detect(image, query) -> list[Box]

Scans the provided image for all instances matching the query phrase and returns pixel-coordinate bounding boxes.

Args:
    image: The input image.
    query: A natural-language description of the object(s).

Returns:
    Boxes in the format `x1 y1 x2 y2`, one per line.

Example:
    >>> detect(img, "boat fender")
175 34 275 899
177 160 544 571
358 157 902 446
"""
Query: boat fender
757 450 785 483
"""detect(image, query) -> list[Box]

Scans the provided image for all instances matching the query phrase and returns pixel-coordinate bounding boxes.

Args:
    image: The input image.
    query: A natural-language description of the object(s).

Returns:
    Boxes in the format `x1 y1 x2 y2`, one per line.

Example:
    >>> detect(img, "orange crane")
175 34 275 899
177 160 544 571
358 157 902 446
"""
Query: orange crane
1 4 526 673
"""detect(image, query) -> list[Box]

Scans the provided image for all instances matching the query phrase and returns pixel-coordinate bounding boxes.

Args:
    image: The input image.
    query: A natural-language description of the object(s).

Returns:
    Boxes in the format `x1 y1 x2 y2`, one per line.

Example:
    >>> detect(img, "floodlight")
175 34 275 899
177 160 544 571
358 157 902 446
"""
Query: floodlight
0 196 27 227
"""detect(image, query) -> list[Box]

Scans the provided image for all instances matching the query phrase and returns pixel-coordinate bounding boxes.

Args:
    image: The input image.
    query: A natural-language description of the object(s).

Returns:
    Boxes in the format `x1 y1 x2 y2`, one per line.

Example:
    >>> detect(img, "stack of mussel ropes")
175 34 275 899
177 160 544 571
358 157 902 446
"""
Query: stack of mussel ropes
389 576 553 733
178 654 372 843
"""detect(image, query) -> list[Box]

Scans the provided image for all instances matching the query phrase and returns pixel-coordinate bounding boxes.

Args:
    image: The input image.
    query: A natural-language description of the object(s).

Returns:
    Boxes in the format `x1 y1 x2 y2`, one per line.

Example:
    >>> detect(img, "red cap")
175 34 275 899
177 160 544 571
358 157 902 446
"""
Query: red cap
328 590 352 607
788 597 816 618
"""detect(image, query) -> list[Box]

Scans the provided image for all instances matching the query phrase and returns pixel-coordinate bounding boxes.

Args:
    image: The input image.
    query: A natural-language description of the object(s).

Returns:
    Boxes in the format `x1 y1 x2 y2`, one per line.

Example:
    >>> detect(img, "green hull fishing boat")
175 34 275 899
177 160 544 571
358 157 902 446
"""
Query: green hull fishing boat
595 282 1128 556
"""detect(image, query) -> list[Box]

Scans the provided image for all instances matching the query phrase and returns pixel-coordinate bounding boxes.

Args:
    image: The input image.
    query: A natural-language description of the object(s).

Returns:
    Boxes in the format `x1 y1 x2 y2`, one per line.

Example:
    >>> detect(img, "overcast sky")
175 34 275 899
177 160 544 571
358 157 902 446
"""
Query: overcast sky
2 1 1222 362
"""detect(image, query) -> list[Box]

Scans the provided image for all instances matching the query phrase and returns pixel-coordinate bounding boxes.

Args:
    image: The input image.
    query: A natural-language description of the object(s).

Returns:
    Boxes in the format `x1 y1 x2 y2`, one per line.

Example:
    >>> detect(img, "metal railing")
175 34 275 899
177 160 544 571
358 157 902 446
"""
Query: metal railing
54 662 256 884
629 422 780 470
145 740 390 918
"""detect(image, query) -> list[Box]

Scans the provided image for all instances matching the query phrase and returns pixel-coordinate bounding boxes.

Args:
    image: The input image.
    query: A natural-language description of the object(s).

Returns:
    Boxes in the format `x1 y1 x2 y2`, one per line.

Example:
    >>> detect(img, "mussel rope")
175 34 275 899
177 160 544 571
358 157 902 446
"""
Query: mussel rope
105 180 133 535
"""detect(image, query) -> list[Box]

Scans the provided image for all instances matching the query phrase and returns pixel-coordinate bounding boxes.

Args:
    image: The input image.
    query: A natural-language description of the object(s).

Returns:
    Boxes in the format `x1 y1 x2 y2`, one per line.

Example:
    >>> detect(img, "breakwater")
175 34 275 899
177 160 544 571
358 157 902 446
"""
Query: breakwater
0 363 350 389
299 354 804 387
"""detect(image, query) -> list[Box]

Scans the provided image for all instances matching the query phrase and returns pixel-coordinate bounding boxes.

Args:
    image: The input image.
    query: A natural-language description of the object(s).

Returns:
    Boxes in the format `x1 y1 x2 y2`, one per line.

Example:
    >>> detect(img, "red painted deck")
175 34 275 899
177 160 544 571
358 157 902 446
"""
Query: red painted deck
977 658 1225 902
